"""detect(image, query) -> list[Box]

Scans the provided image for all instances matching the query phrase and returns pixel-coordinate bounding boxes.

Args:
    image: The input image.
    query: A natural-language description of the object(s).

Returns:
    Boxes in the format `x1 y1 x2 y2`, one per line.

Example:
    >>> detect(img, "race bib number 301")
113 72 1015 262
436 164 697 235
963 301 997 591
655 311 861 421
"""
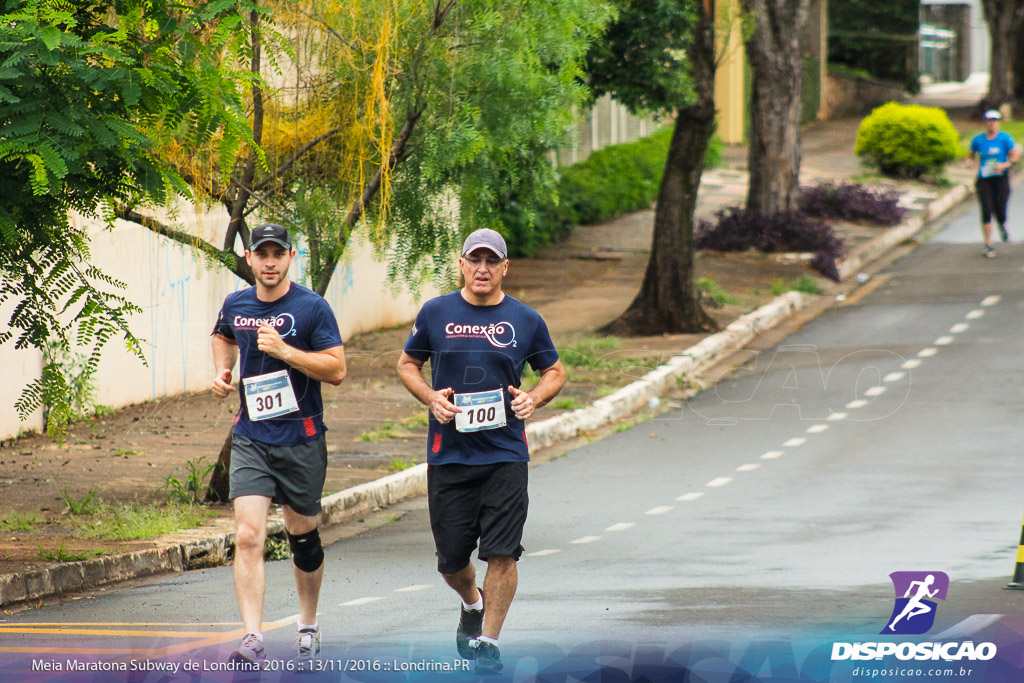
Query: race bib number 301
454 389 507 433
243 369 300 421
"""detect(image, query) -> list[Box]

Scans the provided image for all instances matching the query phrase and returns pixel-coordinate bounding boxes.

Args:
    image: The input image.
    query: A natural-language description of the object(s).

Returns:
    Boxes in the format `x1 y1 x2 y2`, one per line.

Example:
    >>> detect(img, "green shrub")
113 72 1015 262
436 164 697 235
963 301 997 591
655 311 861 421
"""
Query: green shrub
499 128 724 257
854 102 960 180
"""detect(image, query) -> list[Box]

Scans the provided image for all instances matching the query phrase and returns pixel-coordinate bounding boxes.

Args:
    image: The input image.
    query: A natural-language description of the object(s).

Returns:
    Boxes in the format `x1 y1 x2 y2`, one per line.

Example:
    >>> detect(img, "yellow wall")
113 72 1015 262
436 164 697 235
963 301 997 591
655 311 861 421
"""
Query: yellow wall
715 0 746 144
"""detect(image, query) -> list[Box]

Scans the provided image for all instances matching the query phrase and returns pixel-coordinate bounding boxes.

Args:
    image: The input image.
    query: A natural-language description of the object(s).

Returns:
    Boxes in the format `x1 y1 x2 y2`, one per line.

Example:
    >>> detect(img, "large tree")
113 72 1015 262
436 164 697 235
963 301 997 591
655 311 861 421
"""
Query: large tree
0 0 254 436
980 0 1024 109
119 0 612 295
743 0 810 215
586 0 719 335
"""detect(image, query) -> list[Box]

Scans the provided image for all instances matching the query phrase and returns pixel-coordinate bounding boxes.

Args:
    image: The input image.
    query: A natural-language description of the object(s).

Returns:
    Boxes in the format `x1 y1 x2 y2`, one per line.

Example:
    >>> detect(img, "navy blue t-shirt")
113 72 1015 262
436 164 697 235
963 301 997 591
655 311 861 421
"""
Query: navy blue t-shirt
403 291 559 465
212 283 343 446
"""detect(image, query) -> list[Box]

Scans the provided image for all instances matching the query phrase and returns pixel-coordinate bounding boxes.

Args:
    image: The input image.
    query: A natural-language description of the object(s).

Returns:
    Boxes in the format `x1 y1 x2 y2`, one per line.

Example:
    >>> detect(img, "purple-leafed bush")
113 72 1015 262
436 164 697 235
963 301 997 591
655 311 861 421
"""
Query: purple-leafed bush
696 207 846 281
799 182 906 226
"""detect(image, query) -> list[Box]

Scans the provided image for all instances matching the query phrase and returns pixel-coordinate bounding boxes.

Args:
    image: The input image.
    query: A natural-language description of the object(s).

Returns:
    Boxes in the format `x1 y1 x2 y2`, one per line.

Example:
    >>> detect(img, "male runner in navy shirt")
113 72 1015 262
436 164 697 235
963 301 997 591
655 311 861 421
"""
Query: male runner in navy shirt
211 223 346 668
397 228 566 674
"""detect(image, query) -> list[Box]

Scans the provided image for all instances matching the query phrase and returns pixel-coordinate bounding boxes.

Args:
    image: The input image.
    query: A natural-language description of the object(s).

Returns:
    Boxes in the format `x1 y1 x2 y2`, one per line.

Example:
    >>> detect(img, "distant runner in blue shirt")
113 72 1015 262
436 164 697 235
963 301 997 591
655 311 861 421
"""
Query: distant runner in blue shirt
211 223 346 669
397 228 566 675
969 109 1020 257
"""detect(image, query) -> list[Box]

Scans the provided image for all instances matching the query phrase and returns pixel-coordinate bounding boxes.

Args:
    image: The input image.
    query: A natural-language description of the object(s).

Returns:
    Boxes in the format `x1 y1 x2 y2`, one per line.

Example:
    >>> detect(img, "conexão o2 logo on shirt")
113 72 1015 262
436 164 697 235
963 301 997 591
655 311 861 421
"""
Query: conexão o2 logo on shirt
444 321 517 348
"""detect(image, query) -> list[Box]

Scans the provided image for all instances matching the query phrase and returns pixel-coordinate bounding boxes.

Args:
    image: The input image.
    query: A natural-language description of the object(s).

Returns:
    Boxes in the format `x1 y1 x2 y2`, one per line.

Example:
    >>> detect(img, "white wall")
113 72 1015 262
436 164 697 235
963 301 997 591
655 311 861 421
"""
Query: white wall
3 210 440 441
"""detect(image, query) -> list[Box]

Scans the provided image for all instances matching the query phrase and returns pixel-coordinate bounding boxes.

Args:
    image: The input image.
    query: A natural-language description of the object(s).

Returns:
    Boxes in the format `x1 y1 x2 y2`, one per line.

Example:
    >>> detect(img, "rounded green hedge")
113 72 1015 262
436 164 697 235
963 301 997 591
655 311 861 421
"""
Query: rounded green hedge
854 102 960 179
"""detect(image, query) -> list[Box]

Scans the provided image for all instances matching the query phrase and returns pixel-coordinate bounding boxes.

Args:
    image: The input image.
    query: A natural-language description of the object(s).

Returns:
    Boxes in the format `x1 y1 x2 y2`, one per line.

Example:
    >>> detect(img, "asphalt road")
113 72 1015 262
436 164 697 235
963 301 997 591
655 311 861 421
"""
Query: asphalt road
3 186 1024 682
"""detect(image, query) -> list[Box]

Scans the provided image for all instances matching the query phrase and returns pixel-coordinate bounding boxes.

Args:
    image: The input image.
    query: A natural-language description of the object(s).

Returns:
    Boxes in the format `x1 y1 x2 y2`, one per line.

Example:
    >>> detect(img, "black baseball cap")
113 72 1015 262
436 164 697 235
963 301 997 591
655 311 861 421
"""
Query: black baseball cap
249 223 292 251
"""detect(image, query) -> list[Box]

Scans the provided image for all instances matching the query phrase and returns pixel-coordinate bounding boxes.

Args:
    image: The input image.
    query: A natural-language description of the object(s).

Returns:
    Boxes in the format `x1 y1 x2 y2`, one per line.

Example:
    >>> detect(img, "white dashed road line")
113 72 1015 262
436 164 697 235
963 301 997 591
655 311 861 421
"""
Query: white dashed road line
965 309 985 320
394 585 432 593
934 336 954 346
760 451 784 460
605 523 635 532
783 437 807 447
883 372 905 383
645 506 674 515
340 597 384 607
950 323 969 333
706 477 733 488
918 348 938 358
570 536 602 545
901 359 922 369
527 549 562 557
676 492 705 501
864 386 886 397
736 464 760 472
806 425 829 434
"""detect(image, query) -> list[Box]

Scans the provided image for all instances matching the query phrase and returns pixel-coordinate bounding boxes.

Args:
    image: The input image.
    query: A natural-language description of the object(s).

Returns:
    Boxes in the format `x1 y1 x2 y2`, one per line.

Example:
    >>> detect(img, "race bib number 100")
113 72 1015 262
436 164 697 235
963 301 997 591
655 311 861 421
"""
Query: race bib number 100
454 389 507 433
243 369 300 421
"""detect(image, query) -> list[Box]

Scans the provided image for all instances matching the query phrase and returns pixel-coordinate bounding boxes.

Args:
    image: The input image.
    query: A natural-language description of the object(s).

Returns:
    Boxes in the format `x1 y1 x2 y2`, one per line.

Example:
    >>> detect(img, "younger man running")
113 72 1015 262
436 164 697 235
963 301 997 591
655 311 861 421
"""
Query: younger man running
397 228 566 674
211 223 346 667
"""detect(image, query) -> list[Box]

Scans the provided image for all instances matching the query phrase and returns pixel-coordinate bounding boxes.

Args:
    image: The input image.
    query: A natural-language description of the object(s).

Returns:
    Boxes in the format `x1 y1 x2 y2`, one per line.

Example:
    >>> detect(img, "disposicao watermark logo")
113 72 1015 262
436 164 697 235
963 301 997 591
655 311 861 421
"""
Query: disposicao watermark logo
882 571 948 635
831 571 997 664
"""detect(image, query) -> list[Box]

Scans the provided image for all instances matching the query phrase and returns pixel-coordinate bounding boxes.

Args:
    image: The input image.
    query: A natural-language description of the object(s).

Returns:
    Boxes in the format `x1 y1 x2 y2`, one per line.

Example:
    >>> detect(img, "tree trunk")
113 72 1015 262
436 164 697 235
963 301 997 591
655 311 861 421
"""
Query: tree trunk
1013 3 1024 106
980 0 1020 108
744 0 810 215
599 1 717 336
205 430 233 503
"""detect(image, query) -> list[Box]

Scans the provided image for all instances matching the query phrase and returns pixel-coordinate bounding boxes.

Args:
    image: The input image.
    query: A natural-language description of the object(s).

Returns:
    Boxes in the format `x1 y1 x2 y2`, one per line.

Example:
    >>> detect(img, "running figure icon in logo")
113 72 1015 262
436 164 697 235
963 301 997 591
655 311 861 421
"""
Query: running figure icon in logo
882 571 949 635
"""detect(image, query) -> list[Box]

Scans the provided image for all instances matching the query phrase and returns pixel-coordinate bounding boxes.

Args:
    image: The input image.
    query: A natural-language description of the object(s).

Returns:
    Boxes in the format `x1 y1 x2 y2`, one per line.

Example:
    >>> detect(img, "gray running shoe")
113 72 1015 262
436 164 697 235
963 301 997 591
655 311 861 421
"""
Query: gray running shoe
229 632 267 667
471 640 503 675
295 626 321 668
999 224 1009 242
984 245 996 258
456 588 485 659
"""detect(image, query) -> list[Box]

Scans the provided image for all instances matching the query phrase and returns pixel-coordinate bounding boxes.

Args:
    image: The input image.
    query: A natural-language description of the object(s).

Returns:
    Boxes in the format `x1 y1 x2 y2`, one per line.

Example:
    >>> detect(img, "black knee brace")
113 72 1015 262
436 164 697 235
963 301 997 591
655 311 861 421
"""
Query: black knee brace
287 528 324 573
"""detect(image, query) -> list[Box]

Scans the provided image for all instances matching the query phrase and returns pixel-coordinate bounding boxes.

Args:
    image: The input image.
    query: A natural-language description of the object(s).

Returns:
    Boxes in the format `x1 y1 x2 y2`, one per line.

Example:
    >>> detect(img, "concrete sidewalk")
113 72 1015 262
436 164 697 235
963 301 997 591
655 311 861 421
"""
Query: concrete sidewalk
0 96 994 609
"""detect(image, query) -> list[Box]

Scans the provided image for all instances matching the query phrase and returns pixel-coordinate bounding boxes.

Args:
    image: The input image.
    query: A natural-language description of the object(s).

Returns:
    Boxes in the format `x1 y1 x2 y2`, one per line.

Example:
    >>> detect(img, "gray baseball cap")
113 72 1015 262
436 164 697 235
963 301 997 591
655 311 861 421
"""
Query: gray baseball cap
249 223 292 251
461 228 507 259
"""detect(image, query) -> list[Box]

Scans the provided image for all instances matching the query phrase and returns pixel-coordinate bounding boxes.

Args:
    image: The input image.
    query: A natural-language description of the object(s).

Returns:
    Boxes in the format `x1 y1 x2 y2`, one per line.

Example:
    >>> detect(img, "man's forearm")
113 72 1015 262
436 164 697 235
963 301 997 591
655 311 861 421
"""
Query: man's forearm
282 346 346 385
528 363 566 408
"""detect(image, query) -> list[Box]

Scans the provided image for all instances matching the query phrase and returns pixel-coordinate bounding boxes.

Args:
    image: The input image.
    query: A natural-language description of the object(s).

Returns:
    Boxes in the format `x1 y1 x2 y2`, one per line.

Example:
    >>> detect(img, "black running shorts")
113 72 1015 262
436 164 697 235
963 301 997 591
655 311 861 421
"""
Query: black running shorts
427 461 528 574
229 433 328 517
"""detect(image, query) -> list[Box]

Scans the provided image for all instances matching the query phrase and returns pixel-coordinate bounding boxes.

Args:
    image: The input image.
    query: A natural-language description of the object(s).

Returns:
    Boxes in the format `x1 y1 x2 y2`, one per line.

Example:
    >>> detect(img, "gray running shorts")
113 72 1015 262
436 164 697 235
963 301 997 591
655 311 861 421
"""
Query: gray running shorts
229 434 328 517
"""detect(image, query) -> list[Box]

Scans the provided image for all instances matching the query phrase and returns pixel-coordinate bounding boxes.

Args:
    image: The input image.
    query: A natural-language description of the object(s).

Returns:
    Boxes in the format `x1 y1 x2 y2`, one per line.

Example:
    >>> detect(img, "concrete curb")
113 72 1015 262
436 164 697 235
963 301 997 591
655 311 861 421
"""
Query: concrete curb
0 181 972 610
